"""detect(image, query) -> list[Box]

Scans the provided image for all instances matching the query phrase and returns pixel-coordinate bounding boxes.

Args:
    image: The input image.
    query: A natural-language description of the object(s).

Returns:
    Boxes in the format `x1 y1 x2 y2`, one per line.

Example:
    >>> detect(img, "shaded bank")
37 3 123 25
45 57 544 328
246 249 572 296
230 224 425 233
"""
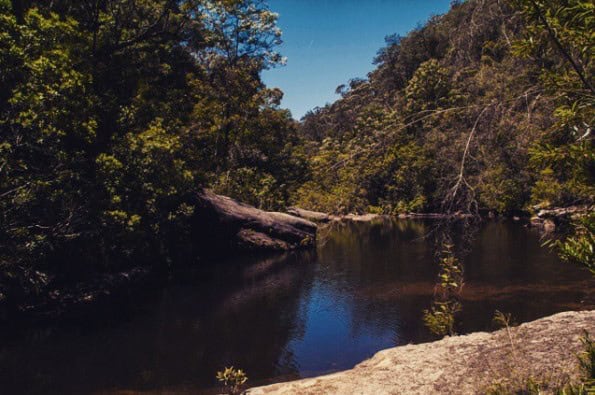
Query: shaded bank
0 252 318 395
0 191 317 324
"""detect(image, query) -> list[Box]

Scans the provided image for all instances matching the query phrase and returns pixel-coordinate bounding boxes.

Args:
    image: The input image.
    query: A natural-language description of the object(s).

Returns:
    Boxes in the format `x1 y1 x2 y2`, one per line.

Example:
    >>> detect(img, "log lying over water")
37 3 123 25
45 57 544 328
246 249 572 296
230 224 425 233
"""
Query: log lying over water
397 212 473 219
287 206 478 223
535 205 594 219
195 190 317 252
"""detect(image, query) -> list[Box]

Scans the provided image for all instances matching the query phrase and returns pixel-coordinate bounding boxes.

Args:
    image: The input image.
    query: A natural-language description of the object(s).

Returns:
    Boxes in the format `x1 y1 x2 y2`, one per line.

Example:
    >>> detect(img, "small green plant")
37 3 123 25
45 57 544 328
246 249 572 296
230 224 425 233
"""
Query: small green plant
493 310 518 363
423 300 461 337
216 366 248 395
423 244 465 337
555 384 591 395
577 331 595 387
486 377 542 395
493 310 514 328
548 214 595 276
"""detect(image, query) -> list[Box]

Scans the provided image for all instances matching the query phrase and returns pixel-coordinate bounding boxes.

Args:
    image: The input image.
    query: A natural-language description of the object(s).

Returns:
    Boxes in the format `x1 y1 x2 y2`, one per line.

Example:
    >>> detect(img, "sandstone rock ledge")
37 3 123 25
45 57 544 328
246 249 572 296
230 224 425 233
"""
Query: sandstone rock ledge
195 190 317 251
249 310 595 395
286 207 384 223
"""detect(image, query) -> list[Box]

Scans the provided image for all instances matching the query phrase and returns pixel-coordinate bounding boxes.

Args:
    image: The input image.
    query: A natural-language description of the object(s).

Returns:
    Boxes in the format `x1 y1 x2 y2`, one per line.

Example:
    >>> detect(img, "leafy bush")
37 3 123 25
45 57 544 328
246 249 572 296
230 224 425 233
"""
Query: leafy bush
423 300 461 337
212 167 285 210
546 214 595 275
424 246 464 337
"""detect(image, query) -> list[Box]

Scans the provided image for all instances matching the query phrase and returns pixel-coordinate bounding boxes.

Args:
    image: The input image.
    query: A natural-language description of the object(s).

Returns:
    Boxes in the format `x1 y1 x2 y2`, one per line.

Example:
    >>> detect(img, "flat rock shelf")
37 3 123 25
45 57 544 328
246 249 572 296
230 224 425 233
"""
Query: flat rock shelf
249 310 595 395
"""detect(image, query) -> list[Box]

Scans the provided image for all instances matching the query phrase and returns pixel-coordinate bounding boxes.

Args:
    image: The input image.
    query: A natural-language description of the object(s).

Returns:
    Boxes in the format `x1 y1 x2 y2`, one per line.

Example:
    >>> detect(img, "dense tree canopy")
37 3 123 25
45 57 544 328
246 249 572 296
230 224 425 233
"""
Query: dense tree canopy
292 0 593 268
292 0 592 217
0 0 592 313
0 0 301 308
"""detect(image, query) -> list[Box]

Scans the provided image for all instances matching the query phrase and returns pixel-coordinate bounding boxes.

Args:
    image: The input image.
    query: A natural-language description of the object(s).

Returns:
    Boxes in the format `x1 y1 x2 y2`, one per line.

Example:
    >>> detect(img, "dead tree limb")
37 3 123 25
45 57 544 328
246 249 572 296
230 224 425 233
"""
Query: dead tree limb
443 105 492 214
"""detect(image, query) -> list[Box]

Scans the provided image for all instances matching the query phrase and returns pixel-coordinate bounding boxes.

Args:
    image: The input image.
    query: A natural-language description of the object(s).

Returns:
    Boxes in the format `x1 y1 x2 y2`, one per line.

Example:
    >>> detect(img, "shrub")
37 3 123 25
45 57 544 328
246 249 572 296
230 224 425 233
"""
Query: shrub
216 366 248 395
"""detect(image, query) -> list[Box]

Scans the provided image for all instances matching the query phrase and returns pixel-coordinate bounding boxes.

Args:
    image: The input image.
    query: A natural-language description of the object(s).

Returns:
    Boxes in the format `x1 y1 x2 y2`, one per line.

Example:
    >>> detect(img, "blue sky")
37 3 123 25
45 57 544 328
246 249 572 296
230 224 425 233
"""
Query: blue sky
261 0 453 120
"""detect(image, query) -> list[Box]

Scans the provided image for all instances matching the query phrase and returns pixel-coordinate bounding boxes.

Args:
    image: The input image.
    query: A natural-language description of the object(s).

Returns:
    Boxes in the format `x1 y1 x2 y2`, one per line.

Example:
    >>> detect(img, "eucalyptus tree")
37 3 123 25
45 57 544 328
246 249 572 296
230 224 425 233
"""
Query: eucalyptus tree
189 0 287 171
511 0 594 271
0 0 296 308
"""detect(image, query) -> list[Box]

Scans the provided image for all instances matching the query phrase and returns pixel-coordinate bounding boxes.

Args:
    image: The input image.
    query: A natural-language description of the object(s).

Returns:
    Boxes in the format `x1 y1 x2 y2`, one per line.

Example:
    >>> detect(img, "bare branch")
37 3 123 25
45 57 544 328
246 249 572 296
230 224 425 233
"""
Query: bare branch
443 105 492 214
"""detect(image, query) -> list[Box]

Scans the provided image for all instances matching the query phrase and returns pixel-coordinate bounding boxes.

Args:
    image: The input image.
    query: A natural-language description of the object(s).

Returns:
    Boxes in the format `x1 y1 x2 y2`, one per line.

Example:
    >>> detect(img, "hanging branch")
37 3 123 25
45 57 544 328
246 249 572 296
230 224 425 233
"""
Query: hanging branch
324 105 473 172
443 105 492 214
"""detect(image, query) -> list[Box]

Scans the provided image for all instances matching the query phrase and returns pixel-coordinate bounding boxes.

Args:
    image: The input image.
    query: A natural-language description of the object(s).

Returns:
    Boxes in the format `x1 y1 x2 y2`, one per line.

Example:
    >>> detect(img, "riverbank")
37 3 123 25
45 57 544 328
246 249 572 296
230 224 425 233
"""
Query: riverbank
0 191 317 325
248 310 595 395
287 207 504 224
288 205 595 227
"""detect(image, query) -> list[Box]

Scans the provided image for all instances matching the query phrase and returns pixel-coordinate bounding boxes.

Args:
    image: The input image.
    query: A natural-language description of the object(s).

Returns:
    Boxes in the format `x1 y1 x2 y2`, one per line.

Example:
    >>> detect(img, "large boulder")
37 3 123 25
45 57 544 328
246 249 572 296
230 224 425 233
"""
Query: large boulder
194 190 317 252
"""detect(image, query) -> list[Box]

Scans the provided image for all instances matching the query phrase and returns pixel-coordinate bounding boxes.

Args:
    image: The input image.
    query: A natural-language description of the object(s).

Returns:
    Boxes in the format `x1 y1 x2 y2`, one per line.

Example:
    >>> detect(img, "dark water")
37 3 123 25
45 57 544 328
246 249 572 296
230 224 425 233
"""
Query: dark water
1 220 594 394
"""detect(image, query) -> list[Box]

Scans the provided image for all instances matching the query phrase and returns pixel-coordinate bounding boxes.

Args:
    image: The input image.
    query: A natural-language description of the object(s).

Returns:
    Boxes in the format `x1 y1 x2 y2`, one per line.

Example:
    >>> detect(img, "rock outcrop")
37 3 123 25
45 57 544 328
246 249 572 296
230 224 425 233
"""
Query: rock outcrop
195 190 317 251
249 310 595 395
2 192 318 323
530 205 593 232
287 207 337 223
287 207 384 223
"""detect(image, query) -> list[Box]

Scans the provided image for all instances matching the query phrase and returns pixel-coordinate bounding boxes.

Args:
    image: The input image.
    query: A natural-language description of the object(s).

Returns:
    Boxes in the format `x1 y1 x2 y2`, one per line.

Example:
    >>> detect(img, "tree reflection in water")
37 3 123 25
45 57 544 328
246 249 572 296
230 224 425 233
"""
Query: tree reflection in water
0 220 593 395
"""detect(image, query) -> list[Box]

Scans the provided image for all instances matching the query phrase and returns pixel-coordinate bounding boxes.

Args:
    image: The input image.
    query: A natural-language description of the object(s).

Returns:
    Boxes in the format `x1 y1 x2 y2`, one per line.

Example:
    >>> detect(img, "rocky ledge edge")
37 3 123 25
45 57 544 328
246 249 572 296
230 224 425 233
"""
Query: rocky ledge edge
248 310 595 395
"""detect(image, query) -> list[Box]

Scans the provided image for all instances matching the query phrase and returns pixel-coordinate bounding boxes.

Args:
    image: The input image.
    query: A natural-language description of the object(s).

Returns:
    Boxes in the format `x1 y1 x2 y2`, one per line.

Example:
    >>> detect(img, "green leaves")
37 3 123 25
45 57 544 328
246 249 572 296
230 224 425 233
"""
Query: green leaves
578 330 595 383
1 6 96 286
546 213 595 274
96 118 198 248
423 301 462 337
216 366 248 395
0 0 293 308
405 59 453 113
424 246 465 338
198 0 284 69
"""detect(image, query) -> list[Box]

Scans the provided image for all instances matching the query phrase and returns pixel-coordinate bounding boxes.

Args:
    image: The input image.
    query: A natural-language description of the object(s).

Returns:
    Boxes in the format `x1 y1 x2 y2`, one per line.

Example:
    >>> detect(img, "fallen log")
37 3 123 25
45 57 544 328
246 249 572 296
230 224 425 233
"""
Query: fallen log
529 204 594 231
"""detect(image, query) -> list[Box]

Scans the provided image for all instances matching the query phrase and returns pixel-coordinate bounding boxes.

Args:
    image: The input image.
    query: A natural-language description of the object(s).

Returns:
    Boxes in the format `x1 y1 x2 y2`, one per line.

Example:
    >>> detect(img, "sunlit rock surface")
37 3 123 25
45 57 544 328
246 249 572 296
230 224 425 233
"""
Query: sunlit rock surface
249 310 595 395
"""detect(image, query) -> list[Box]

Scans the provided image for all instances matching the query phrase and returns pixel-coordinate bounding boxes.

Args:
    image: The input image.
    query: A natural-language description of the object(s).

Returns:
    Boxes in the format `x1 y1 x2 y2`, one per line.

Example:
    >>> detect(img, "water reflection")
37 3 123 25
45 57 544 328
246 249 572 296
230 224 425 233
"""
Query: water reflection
0 220 593 394
0 253 317 394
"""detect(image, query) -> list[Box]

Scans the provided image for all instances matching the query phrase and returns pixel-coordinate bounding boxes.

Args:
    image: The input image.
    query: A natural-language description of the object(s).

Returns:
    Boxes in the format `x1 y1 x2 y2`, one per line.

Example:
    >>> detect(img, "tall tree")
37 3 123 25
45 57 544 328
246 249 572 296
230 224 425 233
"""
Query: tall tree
512 0 594 270
0 0 296 308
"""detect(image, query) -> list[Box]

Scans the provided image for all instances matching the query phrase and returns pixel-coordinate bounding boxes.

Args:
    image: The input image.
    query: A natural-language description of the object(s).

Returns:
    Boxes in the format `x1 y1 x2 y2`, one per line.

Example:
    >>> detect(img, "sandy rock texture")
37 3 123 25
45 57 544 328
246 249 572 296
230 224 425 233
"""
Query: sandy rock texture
249 310 595 395
195 190 317 251
286 207 384 223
